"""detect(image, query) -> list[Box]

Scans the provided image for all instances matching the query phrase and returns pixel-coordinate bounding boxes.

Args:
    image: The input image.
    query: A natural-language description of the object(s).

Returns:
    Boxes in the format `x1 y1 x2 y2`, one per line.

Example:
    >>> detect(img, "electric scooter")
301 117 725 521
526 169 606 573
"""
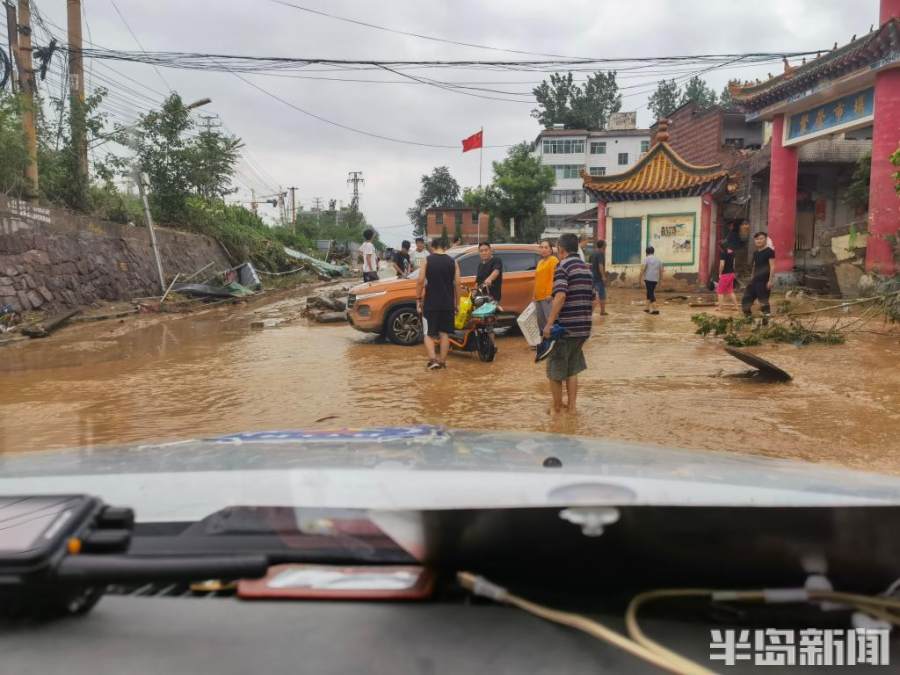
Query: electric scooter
448 286 497 362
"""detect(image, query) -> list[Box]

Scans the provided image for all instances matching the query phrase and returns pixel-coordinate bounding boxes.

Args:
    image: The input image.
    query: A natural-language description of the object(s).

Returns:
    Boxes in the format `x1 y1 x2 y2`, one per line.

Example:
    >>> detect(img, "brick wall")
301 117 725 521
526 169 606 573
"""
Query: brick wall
425 209 489 243
667 106 723 166
0 196 230 312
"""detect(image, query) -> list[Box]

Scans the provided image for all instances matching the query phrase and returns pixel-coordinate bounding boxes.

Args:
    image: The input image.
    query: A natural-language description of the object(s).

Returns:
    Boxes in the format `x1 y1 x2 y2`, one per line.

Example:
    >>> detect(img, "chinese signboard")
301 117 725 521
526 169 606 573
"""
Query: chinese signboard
785 87 874 145
608 111 637 130
647 213 696 266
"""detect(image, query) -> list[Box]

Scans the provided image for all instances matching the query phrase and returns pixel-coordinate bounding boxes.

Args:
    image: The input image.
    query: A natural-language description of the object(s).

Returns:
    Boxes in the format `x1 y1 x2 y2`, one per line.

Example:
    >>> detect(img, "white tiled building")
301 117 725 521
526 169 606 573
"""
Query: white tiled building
535 125 650 238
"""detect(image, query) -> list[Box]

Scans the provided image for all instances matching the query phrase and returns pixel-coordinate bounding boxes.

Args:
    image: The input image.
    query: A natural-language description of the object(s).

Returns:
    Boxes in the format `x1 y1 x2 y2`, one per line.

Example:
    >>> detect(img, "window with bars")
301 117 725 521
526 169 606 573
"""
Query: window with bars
640 140 650 153
547 190 586 204
589 167 606 176
542 139 585 154
590 141 607 154
435 212 443 225
455 212 463 226
550 165 585 179
618 153 629 165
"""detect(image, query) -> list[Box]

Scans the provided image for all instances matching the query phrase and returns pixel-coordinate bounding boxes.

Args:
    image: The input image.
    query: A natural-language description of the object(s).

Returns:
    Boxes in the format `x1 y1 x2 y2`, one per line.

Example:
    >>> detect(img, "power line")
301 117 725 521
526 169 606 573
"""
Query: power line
108 0 172 92
228 70 503 149
266 0 593 60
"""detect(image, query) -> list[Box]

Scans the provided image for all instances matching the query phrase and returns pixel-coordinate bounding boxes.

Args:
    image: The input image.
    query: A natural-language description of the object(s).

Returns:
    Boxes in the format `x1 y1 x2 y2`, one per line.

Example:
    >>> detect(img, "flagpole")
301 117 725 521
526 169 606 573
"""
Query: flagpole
478 127 483 187
478 127 483 242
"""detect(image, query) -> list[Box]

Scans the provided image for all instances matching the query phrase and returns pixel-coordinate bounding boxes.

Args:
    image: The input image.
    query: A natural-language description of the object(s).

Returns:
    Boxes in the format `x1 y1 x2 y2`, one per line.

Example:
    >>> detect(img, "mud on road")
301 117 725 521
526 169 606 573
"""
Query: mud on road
1 287 898 475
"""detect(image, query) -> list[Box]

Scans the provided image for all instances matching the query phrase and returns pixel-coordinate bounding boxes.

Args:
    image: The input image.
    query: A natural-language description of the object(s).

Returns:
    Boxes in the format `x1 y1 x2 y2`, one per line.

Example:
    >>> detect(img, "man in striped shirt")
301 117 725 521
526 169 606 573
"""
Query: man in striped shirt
541 233 594 413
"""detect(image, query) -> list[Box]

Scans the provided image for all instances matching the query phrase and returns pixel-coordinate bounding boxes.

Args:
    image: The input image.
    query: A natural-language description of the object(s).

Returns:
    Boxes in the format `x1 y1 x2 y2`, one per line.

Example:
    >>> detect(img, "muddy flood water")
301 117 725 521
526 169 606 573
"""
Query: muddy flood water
1 287 898 474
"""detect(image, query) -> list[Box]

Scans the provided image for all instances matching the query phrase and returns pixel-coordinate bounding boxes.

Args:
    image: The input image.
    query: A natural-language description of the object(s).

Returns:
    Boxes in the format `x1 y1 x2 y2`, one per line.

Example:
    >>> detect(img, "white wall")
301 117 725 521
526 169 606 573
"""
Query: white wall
603 197 702 281
536 133 650 226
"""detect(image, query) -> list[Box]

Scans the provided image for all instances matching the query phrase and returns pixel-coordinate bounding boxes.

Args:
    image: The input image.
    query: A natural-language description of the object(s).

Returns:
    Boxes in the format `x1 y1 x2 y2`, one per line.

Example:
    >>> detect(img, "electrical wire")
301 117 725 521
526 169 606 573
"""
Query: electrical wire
460 573 900 675
108 0 172 92
457 572 713 675
267 0 595 61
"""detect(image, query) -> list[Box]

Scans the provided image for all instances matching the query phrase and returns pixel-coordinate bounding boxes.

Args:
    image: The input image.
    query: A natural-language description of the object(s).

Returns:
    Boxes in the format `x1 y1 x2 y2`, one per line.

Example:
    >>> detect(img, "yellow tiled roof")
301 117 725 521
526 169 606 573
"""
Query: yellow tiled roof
582 143 727 197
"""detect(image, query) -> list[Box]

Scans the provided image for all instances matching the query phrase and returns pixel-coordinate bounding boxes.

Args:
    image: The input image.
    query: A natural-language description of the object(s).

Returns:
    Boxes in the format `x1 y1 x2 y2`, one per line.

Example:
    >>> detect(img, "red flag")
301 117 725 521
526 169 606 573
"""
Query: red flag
462 130 483 153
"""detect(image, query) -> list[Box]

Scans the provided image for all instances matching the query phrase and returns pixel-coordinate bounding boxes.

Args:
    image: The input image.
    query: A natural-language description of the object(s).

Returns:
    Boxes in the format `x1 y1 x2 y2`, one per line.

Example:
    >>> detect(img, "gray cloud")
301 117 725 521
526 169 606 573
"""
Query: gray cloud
26 0 873 244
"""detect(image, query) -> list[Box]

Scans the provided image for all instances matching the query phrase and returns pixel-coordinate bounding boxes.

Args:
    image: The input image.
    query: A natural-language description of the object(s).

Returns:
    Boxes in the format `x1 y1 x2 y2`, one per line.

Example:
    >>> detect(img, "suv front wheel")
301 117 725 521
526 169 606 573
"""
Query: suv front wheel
385 306 422 346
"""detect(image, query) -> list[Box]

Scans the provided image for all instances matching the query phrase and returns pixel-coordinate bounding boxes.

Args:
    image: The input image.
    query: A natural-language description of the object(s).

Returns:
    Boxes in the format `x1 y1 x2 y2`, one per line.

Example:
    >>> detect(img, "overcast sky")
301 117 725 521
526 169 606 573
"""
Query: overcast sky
14 0 878 245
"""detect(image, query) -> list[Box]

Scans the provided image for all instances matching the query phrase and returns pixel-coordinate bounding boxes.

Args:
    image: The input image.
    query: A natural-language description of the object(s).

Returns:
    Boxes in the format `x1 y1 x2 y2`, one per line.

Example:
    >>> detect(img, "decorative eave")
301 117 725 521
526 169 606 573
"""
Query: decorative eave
729 19 900 111
582 129 729 203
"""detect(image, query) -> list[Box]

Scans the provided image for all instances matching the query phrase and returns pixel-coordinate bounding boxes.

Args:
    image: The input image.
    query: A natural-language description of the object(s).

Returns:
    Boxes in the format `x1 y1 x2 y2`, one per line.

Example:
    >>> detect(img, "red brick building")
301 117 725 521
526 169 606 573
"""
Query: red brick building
425 207 493 244
648 101 763 169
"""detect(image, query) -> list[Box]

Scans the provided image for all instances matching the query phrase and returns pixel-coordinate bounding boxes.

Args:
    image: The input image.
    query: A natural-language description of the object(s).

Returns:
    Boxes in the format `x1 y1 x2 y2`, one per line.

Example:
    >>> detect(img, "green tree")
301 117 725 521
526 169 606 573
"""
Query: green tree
407 166 461 236
680 75 718 108
454 220 463 243
464 143 555 243
531 71 621 130
188 128 243 200
38 88 110 211
719 84 735 108
648 79 681 122
440 225 449 247
116 94 241 222
0 92 28 196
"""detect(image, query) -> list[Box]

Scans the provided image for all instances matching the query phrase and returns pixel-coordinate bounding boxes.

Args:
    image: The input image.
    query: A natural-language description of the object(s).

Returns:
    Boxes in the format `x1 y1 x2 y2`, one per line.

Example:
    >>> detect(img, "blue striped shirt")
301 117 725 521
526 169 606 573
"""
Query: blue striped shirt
552 256 593 338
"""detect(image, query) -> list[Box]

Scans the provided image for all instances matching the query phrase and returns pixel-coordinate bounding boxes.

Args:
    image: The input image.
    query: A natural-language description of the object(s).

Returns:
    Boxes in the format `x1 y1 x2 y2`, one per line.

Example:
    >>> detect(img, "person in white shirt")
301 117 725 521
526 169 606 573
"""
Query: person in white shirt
640 246 664 315
411 237 429 270
360 228 378 282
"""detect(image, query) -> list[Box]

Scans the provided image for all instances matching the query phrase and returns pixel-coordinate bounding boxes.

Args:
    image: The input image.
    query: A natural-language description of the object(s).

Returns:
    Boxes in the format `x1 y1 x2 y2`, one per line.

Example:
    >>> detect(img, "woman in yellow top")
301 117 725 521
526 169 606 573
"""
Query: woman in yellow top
533 239 559 333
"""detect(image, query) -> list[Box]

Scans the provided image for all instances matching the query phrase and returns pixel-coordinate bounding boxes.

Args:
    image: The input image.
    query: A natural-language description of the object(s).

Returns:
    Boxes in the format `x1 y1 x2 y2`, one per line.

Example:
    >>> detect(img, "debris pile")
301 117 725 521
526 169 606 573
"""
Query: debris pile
283 247 348 280
303 287 350 324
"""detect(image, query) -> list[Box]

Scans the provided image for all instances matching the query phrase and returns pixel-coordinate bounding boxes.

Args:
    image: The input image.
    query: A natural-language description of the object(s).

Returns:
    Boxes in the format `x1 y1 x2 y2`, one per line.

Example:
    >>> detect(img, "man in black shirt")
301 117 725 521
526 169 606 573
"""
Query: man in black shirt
416 238 461 370
393 240 412 278
742 231 775 318
475 242 503 303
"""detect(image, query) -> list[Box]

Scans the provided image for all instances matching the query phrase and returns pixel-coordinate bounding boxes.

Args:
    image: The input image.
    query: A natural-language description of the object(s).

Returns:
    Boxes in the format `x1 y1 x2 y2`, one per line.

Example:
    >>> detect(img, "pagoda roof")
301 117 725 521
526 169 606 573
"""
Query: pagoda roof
729 19 900 111
582 141 728 202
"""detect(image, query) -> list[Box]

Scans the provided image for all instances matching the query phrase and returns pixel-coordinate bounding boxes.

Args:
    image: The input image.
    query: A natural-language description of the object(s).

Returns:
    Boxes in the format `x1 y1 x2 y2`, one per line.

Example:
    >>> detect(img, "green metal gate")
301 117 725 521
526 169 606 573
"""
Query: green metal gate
612 217 642 265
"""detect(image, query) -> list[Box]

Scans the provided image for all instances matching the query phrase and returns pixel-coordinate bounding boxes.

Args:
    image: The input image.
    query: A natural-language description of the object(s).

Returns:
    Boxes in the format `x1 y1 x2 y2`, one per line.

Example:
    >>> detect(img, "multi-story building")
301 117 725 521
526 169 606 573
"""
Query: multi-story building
535 123 650 238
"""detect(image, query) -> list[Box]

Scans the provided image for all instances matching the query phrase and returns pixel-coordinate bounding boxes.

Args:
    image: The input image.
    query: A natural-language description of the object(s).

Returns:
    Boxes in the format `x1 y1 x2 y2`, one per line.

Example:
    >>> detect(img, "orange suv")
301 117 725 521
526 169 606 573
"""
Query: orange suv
347 243 541 345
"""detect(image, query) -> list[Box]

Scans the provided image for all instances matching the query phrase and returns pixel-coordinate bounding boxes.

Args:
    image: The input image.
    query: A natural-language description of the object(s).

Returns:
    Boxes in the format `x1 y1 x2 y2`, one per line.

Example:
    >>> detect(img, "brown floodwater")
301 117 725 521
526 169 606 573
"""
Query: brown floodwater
1 289 899 474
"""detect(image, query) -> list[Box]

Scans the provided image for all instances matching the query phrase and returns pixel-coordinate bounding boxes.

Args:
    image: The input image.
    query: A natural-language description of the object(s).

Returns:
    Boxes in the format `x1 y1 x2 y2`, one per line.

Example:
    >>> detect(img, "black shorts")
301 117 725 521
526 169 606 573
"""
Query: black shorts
423 310 454 337
645 280 658 303
362 271 379 283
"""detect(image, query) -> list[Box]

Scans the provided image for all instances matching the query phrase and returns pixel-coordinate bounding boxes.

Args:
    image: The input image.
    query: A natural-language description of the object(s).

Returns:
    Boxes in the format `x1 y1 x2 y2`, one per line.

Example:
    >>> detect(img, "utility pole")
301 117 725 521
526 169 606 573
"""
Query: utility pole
312 197 322 228
137 171 166 295
17 0 38 199
66 0 88 203
347 171 364 211
198 114 221 134
288 186 297 233
4 2 17 93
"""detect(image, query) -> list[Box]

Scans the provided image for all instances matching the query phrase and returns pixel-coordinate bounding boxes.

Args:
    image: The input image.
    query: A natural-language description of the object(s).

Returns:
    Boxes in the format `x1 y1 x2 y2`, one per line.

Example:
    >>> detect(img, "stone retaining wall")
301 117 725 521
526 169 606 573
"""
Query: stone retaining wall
0 196 230 312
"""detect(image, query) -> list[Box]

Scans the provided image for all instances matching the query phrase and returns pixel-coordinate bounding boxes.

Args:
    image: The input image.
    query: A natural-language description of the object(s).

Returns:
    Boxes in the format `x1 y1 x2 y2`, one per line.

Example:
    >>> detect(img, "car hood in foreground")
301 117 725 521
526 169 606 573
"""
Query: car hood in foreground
2 428 899 521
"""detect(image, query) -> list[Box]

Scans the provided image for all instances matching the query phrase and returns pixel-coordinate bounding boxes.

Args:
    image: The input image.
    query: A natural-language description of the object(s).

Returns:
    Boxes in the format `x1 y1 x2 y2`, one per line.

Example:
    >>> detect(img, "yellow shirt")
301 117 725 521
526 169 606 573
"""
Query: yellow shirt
534 255 558 301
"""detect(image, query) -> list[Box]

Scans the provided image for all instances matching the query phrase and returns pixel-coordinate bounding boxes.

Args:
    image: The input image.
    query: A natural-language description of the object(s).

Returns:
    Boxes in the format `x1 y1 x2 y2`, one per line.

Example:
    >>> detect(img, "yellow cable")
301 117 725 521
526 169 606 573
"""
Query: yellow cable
459 573 900 675
457 572 715 675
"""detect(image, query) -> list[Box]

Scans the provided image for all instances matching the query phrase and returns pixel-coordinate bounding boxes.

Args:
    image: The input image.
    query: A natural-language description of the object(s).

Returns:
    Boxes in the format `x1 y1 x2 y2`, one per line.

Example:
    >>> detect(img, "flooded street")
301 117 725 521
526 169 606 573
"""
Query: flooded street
1 288 899 474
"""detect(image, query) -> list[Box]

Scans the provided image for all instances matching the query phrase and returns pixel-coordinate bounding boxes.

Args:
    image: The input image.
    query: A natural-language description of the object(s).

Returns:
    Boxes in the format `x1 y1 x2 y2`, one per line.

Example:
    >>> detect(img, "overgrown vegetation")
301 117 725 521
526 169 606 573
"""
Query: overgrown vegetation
691 313 845 347
0 87 354 272
845 152 871 212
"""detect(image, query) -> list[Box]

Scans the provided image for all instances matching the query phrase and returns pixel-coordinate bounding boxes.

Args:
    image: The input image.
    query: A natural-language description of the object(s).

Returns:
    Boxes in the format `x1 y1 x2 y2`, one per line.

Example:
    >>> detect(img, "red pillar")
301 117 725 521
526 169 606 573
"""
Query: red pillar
699 193 712 286
766 114 798 277
866 0 900 275
880 0 900 23
594 201 607 242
